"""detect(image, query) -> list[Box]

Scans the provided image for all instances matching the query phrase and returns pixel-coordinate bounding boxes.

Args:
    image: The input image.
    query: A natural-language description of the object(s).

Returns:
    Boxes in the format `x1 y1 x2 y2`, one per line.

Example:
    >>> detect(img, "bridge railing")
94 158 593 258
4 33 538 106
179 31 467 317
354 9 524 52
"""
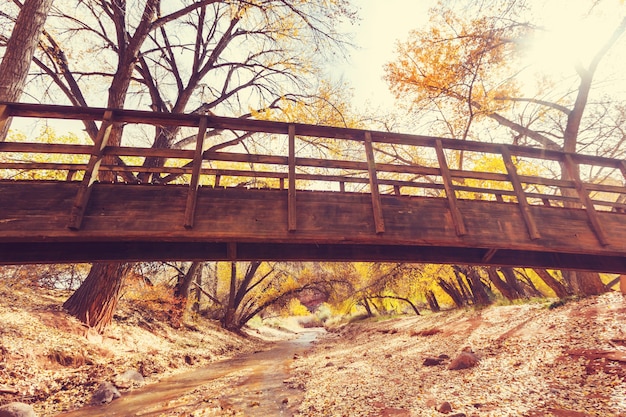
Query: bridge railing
1 102 625 242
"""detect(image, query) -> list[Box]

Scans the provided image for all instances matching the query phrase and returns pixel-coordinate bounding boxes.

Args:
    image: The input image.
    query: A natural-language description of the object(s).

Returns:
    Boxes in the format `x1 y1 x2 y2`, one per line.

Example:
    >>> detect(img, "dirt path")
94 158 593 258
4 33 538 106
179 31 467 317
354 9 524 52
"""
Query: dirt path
58 330 323 416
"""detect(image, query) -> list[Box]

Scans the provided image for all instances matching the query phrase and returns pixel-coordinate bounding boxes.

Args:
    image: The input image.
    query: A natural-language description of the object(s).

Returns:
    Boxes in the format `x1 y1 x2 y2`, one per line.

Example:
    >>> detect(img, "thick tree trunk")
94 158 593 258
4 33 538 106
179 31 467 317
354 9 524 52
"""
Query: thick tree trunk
438 278 465 308
174 261 202 299
499 268 526 298
63 262 131 333
362 298 374 317
465 267 492 306
486 267 519 301
571 271 606 296
0 0 54 140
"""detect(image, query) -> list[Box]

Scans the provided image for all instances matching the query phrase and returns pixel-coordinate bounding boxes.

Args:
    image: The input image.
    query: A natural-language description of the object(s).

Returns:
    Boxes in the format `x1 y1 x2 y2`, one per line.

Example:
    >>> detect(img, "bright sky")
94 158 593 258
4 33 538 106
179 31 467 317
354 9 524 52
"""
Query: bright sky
335 0 435 110
336 0 626 111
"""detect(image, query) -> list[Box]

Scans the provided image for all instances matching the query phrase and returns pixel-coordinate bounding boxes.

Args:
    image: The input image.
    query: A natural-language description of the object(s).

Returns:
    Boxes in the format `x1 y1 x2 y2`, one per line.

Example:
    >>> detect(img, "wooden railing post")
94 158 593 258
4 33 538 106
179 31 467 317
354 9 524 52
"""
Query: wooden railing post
0 104 9 138
364 131 385 234
500 146 541 240
434 139 467 236
67 110 114 230
288 124 297 232
183 116 209 228
619 160 626 182
563 154 609 246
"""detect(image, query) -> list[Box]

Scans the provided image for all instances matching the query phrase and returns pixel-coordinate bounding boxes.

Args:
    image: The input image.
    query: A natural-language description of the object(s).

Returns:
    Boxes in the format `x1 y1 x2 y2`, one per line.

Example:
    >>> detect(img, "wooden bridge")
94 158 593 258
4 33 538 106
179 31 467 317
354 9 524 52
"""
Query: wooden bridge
1 102 626 272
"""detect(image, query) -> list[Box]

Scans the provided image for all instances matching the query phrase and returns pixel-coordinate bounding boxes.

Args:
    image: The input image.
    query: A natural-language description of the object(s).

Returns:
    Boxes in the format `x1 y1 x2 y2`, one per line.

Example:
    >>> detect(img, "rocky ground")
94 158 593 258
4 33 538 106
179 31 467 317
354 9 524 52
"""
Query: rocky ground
0 285 274 416
1 284 626 417
290 292 626 417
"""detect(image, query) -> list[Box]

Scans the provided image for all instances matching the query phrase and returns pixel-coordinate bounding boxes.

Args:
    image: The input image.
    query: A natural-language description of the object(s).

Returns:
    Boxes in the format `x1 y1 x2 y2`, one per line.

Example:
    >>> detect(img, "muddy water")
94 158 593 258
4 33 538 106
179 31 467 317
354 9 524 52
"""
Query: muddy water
58 330 323 416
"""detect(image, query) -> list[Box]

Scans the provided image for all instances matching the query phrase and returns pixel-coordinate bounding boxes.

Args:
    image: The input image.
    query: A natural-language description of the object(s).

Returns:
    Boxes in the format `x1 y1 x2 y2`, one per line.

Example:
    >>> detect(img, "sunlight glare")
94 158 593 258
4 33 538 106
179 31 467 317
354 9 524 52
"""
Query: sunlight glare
526 1 624 75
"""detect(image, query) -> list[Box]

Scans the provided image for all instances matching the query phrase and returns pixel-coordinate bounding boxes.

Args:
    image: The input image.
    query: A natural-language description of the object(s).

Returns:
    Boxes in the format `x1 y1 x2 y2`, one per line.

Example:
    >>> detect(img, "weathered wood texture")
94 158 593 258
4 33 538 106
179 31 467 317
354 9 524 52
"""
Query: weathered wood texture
1 102 625 270
0 182 625 271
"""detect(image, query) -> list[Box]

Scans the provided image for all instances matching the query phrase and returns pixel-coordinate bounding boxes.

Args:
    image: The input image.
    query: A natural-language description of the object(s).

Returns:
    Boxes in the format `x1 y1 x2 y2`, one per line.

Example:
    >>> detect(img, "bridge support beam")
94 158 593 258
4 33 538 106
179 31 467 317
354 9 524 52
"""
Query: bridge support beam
288 124 297 231
184 116 208 229
501 146 541 240
435 139 467 237
563 154 609 246
364 131 385 234
67 111 114 230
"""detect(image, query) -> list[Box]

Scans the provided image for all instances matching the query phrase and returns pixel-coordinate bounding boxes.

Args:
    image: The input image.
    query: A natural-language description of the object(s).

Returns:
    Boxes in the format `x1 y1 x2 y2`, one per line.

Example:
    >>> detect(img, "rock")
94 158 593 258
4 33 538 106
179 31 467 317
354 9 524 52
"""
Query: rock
437 401 453 414
0 402 36 417
91 381 121 405
448 350 479 370
282 397 289 404
423 357 445 366
115 370 145 389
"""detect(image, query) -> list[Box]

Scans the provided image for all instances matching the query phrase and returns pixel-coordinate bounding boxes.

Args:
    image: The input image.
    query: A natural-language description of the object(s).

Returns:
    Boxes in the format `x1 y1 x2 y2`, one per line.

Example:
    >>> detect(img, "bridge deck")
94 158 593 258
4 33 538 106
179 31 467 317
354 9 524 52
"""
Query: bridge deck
1 181 625 272
1 102 625 271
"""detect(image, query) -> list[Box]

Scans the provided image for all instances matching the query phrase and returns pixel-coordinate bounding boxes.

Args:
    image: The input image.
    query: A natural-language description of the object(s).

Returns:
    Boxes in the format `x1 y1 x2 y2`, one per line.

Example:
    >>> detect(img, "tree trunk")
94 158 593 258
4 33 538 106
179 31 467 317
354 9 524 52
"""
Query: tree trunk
437 277 465 308
570 271 606 296
171 261 202 324
0 0 54 140
499 268 526 298
425 290 440 312
486 267 519 301
465 267 492 306
63 262 131 333
362 298 374 317
221 262 238 330
174 261 202 299
192 267 203 313
515 270 545 297
452 268 472 303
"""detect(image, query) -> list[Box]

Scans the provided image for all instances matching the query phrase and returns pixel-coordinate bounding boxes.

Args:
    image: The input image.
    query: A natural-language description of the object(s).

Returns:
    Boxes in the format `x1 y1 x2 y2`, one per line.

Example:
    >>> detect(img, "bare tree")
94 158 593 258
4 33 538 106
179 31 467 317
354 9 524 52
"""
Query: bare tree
42 0 355 331
0 0 54 140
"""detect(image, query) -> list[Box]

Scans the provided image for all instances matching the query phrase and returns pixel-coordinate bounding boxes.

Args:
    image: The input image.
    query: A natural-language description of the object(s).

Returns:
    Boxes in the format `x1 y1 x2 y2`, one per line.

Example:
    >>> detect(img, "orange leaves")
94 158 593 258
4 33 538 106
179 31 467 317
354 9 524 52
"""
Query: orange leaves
384 5 524 131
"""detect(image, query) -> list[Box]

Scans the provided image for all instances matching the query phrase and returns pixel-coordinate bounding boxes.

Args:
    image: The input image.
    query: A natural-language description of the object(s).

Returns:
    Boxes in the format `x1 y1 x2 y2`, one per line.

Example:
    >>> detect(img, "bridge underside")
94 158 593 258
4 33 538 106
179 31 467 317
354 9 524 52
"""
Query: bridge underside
1 181 626 272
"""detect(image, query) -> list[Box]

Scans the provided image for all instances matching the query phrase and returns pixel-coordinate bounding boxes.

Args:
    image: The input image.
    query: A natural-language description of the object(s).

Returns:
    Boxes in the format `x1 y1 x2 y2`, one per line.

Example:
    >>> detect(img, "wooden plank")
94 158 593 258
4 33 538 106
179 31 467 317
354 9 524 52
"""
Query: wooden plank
364 131 385 234
434 139 467 236
0 104 10 136
500 146 541 240
183 116 209 229
620 160 626 181
482 248 498 263
563 154 610 246
67 111 114 230
288 124 297 232
3 102 625 173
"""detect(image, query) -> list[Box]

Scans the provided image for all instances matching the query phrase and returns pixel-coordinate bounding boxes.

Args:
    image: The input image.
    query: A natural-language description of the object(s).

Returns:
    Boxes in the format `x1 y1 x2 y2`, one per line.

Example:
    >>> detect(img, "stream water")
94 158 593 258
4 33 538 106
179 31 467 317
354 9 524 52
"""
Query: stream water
58 330 323 416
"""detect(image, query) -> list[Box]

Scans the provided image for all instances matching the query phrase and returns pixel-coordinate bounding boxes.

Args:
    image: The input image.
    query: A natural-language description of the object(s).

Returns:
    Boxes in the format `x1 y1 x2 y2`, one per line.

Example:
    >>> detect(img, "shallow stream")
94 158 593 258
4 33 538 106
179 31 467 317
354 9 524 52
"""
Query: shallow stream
58 330 323 416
